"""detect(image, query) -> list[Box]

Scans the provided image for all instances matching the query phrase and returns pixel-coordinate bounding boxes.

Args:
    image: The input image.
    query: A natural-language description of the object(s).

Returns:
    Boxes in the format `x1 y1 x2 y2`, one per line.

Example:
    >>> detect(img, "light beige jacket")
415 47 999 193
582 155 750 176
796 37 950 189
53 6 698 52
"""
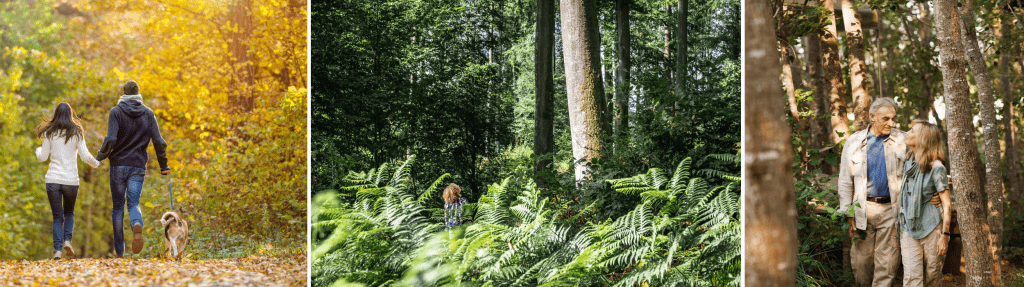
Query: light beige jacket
837 127 908 230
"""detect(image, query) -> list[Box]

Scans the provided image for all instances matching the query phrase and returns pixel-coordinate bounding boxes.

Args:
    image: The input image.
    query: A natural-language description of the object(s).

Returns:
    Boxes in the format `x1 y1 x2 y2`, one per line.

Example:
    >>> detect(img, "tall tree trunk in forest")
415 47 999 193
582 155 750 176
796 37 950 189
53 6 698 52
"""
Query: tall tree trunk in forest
599 50 613 139
676 0 688 114
840 0 871 131
615 0 630 140
781 42 807 169
805 34 831 173
782 43 799 121
534 0 555 187
664 6 672 85
228 0 255 112
917 5 935 121
900 13 933 121
1002 17 1024 203
560 0 606 183
959 2 1003 284
878 14 893 100
821 0 849 143
790 46 805 92
745 0 798 285
932 1 995 285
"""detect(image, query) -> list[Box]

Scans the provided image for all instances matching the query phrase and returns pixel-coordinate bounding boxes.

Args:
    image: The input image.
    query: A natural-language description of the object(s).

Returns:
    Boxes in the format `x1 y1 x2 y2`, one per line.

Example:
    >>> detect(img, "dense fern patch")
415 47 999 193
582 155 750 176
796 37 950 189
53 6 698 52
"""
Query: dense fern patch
312 155 740 286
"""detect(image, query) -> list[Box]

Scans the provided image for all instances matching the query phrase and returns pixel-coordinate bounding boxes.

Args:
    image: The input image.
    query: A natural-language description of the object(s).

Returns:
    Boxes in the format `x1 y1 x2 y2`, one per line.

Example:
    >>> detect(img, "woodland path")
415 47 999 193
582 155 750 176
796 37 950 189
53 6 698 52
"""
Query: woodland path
0 255 306 286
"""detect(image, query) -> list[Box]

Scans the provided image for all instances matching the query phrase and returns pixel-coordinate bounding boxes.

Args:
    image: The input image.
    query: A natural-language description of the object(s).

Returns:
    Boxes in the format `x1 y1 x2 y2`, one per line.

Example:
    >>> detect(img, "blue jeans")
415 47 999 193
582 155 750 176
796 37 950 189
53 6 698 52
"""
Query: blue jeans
46 183 78 252
110 166 145 256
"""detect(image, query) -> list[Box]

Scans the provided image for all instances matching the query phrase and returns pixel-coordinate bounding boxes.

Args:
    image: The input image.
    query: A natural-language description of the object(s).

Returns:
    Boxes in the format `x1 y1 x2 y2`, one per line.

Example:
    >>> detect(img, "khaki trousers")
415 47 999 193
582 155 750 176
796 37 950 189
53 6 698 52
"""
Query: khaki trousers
900 218 946 287
851 201 900 287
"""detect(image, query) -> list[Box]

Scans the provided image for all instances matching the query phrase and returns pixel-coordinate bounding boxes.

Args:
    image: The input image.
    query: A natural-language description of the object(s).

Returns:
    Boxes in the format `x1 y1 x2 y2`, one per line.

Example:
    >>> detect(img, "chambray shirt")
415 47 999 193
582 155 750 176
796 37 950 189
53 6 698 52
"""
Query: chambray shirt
865 133 890 197
898 159 949 239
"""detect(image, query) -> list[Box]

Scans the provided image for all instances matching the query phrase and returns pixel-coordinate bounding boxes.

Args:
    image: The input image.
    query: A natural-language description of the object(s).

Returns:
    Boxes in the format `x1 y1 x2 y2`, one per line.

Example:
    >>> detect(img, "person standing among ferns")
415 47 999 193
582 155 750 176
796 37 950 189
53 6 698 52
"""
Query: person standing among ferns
443 183 468 230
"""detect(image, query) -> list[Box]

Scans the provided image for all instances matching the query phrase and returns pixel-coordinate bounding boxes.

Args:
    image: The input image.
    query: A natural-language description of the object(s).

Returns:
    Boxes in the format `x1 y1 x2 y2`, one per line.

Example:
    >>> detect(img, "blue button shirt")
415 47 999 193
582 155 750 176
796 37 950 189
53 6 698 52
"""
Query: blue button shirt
866 133 890 197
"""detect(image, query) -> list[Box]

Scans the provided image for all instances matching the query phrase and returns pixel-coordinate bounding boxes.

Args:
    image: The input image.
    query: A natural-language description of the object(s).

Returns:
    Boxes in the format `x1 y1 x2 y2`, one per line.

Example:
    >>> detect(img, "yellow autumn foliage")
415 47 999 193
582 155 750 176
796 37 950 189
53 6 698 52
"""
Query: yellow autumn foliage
0 0 306 259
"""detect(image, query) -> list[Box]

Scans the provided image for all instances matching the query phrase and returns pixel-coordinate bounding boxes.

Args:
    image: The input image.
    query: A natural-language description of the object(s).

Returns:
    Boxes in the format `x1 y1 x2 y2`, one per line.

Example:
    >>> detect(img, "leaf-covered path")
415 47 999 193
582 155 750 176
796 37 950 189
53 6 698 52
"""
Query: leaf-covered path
0 255 306 286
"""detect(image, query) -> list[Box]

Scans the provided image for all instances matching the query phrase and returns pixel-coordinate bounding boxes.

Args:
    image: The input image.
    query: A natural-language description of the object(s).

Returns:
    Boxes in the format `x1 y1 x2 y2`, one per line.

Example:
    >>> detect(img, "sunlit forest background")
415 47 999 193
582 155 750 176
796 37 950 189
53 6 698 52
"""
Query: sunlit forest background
745 0 1024 285
0 0 307 260
312 0 741 285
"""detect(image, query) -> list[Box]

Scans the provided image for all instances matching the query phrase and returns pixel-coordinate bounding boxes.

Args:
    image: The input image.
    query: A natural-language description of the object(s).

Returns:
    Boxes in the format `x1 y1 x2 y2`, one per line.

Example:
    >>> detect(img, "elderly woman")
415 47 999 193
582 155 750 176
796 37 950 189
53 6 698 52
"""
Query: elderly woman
898 120 952 287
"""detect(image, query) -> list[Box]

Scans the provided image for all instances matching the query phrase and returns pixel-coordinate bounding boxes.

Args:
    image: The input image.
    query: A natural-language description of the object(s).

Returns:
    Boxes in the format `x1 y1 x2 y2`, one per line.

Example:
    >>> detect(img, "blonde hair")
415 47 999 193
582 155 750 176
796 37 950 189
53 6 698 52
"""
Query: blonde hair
443 183 462 204
910 120 945 173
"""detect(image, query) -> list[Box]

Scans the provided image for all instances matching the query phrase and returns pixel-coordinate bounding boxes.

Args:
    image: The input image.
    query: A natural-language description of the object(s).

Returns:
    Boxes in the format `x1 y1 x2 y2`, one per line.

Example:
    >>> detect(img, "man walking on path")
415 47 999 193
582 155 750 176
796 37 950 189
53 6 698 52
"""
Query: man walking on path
837 97 907 286
96 80 171 257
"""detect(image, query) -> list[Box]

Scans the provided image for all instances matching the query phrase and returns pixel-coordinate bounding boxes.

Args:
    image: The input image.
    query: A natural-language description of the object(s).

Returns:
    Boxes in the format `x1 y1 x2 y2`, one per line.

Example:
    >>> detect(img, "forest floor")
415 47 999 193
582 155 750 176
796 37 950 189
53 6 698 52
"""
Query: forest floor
0 254 306 286
940 260 1024 286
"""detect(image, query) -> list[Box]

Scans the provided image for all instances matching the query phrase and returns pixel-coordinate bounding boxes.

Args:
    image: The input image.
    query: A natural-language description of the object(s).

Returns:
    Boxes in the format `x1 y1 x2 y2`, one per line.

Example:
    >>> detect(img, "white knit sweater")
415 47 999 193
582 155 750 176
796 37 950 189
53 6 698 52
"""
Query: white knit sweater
35 133 100 186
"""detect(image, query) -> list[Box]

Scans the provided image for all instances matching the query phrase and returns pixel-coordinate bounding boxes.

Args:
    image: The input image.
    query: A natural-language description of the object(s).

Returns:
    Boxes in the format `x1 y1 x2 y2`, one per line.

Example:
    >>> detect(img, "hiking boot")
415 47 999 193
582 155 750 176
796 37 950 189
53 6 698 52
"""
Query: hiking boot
53 251 61 260
62 241 75 257
131 223 144 254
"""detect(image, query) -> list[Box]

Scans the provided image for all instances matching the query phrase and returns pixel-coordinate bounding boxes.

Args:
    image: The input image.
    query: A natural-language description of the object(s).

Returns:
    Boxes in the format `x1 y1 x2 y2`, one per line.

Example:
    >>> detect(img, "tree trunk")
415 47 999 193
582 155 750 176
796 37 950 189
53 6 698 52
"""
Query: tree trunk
1005 19 1024 203
745 1 798 285
599 48 613 139
228 0 255 112
676 0 688 113
782 43 800 121
664 5 672 85
840 0 871 131
821 0 849 143
932 1 995 285
781 42 807 168
879 14 893 100
959 2 1004 284
805 33 831 174
917 5 936 121
560 0 606 183
615 0 630 140
534 0 556 187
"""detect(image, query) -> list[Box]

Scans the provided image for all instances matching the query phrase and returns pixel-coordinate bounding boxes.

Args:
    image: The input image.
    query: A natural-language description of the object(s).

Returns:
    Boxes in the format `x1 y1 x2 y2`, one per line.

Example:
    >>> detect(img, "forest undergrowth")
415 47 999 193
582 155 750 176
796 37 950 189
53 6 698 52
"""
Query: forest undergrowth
311 154 741 287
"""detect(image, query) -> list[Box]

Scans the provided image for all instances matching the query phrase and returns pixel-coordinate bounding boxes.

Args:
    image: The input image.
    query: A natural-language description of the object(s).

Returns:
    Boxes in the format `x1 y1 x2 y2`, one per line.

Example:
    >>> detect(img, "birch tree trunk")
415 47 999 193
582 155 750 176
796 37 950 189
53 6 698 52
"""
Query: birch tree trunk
745 0 798 285
933 1 995 285
821 0 849 143
840 0 871 131
958 2 1004 284
534 0 556 186
560 0 606 183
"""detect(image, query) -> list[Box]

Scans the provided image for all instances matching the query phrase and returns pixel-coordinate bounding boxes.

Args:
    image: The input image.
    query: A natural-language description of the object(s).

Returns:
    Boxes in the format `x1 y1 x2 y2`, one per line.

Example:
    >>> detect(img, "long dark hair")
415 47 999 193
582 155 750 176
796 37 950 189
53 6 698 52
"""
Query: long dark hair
35 102 84 144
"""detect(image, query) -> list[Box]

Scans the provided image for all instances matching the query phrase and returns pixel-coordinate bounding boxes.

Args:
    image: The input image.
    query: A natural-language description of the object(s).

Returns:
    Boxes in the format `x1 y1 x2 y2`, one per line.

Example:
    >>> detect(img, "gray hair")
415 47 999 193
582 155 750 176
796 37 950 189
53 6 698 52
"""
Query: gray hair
869 97 898 114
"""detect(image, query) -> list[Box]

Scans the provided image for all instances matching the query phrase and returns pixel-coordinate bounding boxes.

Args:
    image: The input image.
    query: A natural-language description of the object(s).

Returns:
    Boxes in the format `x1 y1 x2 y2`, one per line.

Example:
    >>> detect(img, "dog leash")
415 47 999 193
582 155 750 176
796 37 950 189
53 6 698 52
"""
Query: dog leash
168 176 174 211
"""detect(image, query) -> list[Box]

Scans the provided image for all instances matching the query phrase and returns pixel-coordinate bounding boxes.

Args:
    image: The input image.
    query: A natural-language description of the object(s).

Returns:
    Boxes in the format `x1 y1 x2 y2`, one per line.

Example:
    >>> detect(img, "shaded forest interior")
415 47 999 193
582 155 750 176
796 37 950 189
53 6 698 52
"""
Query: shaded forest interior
750 0 1024 285
312 0 741 285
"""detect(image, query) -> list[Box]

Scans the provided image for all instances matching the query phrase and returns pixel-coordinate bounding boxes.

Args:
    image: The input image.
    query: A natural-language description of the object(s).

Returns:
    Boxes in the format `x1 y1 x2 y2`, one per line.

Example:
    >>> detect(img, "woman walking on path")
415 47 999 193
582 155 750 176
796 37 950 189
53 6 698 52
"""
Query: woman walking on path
35 102 100 260
898 120 952 287
443 183 468 230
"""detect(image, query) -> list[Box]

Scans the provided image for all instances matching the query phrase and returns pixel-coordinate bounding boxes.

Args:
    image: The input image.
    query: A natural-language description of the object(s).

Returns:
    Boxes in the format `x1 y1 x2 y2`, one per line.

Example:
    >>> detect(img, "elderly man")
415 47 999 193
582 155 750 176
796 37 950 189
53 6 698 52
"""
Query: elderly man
837 97 907 287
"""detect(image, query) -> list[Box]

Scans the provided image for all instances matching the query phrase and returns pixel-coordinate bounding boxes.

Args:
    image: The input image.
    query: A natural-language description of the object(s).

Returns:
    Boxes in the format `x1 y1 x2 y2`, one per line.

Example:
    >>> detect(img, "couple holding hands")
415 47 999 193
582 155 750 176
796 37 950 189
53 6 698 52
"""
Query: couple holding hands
838 97 953 287
35 80 170 259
